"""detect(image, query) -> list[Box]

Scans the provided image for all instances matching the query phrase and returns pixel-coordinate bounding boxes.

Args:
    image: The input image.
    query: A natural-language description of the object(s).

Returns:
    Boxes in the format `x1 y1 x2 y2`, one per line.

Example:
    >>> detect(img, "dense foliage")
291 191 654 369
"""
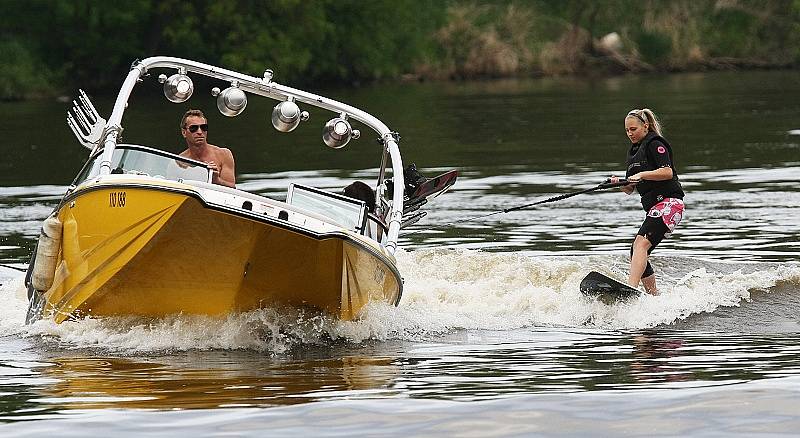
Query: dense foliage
2 0 798 99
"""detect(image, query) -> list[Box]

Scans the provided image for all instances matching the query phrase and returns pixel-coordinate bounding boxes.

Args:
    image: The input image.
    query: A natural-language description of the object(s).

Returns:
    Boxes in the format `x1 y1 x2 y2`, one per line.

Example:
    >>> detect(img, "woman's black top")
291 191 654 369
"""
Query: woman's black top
626 132 684 211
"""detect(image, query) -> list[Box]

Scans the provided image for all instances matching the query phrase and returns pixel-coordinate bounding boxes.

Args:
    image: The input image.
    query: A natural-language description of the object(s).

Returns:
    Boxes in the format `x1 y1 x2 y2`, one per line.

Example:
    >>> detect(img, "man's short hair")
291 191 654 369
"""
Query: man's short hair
180 109 206 130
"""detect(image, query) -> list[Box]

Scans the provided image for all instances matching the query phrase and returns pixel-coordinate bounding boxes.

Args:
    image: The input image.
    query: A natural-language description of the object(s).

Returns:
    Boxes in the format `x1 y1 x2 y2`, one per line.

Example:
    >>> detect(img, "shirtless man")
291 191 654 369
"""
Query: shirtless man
178 109 236 188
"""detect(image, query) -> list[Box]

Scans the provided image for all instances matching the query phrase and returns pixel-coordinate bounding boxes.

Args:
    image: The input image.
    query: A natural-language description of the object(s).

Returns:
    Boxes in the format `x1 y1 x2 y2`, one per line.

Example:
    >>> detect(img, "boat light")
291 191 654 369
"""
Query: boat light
159 71 194 103
212 84 247 117
272 97 309 132
322 113 360 149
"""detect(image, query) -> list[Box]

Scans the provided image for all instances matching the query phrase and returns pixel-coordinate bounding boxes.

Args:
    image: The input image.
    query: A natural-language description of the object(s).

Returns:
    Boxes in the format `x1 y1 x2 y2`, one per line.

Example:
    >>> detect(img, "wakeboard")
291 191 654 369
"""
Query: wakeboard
408 169 458 202
580 271 641 303
399 169 458 228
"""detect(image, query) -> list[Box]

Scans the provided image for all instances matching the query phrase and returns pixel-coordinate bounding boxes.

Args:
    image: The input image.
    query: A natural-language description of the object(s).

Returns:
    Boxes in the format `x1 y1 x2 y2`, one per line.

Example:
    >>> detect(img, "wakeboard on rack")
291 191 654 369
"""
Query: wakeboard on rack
408 169 458 201
393 165 458 229
580 271 641 303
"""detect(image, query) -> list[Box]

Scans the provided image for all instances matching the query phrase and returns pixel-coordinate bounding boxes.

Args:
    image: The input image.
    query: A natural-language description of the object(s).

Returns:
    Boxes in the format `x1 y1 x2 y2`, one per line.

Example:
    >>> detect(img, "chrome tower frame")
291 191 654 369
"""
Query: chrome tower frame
93 57 405 253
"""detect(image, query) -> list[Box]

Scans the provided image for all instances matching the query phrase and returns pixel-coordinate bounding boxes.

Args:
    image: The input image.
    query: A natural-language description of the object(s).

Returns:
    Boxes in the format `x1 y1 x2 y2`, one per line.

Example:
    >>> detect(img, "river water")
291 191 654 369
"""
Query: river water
0 70 799 436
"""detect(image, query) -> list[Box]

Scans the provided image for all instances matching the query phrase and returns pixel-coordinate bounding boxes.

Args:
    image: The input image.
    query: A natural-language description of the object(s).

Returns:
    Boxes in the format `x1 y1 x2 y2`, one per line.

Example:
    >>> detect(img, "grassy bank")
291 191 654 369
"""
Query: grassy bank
2 0 798 100
416 0 800 80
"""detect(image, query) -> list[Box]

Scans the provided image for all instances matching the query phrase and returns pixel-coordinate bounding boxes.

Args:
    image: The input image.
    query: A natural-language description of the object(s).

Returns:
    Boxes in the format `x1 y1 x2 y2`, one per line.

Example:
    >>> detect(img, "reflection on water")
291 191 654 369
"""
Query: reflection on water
1 329 798 414
33 353 398 410
630 332 690 384
395 329 800 401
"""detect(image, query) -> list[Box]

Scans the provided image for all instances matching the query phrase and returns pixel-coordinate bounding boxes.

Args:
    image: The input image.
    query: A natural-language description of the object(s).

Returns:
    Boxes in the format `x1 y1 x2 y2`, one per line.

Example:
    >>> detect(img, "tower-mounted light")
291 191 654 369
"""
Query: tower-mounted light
322 113 360 149
212 82 247 117
272 97 310 132
159 68 194 103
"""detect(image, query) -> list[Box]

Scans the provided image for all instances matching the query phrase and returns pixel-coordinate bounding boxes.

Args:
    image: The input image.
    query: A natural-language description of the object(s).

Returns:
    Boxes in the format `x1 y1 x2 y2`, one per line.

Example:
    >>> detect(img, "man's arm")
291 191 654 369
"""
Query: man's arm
214 147 236 188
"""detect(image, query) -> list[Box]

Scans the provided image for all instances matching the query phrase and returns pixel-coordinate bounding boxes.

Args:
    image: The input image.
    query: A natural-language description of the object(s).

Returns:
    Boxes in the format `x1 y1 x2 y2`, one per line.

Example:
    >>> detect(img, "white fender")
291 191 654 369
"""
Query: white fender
31 215 62 291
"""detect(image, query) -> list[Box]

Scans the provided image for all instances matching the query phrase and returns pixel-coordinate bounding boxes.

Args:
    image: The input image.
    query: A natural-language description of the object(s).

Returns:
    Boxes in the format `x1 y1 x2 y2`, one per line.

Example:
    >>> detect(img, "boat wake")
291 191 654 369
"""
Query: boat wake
1 249 798 353
395 249 800 332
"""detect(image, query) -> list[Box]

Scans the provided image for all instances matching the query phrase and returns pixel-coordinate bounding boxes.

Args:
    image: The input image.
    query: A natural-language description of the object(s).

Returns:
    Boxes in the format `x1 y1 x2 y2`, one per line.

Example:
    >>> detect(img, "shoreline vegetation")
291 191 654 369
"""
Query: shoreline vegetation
2 0 799 101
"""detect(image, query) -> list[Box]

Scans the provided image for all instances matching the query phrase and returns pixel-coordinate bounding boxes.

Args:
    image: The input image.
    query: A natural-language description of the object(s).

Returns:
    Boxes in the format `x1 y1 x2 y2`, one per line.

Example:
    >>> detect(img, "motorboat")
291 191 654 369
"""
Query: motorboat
24 56 455 324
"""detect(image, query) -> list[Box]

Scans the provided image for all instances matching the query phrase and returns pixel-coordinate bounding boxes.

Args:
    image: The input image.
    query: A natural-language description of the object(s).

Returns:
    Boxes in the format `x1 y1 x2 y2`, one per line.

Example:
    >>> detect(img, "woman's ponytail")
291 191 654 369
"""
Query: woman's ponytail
640 108 662 136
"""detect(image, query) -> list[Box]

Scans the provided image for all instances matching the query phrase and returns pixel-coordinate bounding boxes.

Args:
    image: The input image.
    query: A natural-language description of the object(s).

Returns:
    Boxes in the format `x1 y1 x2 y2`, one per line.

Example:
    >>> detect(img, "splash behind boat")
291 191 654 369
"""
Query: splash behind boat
25 57 451 324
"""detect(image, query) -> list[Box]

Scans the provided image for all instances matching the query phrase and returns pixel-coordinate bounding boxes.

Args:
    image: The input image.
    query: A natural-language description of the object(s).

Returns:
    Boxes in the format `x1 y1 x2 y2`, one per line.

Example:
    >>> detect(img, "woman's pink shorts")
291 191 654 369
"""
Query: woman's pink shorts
647 198 685 235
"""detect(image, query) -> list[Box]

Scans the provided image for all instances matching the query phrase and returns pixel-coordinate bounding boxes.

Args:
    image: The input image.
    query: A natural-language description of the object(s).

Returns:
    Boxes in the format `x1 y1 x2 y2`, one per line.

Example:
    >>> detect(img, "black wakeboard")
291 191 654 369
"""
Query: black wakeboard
580 271 641 303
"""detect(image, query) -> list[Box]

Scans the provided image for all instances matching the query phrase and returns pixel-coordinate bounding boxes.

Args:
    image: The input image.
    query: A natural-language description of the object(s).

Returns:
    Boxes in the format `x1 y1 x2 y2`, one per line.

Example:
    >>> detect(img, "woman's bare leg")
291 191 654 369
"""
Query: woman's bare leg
629 235 657 294
641 274 658 295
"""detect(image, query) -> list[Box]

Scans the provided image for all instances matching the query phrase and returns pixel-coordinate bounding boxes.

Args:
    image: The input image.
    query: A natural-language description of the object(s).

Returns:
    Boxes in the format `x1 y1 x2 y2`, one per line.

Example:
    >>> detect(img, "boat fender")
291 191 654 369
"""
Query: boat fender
31 215 62 291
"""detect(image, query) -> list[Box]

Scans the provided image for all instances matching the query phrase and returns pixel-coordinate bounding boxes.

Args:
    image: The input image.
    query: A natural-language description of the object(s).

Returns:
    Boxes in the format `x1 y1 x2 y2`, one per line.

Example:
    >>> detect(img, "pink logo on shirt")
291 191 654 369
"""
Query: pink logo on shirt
657 146 666 154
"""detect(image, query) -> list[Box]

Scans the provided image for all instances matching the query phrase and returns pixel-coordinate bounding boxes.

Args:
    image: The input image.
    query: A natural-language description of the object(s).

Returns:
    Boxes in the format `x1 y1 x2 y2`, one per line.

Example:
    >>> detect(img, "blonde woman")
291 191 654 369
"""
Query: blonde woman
611 108 685 295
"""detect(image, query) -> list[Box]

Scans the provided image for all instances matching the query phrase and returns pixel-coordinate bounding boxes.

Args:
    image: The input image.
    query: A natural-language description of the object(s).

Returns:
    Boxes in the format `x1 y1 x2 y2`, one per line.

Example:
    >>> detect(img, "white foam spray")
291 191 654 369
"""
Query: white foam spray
1 250 797 353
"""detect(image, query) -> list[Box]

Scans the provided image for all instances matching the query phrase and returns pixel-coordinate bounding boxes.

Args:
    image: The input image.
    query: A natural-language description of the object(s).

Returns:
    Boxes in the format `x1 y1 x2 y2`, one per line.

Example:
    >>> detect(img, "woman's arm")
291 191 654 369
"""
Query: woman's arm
628 166 673 182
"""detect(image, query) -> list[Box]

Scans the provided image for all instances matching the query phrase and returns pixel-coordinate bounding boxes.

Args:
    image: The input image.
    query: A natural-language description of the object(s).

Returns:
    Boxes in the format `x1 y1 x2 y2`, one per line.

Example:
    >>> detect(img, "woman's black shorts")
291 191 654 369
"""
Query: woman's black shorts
637 215 669 251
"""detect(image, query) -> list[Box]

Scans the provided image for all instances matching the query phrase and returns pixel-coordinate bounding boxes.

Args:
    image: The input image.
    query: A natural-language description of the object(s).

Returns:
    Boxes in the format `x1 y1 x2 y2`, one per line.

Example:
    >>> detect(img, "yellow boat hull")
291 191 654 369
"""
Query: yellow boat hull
37 184 402 323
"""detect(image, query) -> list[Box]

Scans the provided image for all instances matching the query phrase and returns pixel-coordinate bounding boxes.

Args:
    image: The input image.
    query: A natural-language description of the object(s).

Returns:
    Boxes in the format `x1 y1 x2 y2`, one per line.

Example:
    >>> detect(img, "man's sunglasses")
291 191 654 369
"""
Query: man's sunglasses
185 123 208 133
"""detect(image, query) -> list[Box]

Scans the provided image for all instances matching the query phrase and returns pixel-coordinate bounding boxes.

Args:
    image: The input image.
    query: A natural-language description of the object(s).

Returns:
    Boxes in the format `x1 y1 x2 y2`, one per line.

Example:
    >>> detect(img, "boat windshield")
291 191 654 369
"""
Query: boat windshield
287 184 367 232
74 144 210 185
